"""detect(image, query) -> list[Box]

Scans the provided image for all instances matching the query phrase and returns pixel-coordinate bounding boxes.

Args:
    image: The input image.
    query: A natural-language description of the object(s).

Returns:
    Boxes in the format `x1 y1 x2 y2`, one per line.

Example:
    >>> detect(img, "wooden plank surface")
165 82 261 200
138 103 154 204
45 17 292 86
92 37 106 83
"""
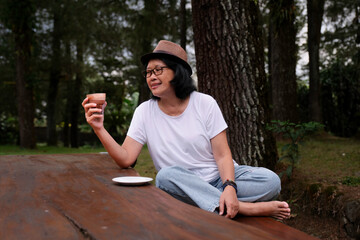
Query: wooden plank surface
0 154 318 240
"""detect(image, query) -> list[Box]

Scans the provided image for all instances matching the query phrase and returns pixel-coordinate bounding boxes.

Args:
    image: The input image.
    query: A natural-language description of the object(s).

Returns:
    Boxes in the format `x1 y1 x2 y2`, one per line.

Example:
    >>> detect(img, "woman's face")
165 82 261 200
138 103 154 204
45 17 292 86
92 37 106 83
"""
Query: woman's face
146 59 175 99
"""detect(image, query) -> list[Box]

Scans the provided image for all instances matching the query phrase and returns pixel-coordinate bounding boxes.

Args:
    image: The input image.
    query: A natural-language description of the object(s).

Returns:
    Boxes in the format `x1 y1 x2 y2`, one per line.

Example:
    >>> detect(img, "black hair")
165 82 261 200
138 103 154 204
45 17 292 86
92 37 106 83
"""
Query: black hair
145 57 197 100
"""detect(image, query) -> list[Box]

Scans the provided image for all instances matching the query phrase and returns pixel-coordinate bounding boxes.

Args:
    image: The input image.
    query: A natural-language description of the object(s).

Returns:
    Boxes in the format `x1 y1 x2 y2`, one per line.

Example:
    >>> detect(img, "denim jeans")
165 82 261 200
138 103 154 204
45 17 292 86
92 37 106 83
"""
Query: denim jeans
155 165 281 212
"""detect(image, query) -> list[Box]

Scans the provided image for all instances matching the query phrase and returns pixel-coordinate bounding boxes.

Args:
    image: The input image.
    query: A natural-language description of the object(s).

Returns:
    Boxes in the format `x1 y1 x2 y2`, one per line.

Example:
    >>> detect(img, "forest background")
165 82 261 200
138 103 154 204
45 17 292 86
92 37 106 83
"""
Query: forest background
0 0 358 168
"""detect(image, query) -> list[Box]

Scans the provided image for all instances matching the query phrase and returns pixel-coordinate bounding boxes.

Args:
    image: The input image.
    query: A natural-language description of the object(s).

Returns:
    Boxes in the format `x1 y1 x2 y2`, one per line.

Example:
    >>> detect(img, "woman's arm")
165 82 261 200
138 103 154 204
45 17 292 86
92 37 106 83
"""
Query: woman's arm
211 130 239 218
82 97 142 168
95 128 142 168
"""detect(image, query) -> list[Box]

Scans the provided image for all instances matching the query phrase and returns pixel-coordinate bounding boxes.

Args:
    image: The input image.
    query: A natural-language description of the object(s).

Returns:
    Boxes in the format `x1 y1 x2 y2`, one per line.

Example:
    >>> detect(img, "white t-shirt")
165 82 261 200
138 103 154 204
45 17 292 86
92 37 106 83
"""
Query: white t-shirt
127 91 228 182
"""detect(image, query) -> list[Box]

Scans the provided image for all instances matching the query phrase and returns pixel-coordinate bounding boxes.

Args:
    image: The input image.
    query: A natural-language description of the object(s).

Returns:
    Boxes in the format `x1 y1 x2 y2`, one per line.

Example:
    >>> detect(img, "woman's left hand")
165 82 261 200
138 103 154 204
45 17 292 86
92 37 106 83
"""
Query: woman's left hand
219 186 239 218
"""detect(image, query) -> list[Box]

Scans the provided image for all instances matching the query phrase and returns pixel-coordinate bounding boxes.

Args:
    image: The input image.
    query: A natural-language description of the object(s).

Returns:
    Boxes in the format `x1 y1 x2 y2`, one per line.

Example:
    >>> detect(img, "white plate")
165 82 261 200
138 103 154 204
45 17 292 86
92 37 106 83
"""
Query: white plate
112 176 153 186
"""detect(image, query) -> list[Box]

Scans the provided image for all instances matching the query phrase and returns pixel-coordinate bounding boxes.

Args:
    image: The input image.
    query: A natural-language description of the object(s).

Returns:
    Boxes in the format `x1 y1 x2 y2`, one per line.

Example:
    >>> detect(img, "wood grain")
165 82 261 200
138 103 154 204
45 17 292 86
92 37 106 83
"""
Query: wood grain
0 154 318 239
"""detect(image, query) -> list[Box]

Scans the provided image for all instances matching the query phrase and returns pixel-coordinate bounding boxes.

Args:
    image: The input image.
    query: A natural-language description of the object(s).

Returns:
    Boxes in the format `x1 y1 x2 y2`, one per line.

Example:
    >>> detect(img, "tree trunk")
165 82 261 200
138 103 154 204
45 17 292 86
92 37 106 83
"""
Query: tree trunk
267 20 273 107
356 4 360 84
70 40 83 148
180 0 187 50
63 41 73 147
46 4 62 146
269 0 298 123
307 0 325 123
136 0 159 105
192 0 278 169
12 0 36 149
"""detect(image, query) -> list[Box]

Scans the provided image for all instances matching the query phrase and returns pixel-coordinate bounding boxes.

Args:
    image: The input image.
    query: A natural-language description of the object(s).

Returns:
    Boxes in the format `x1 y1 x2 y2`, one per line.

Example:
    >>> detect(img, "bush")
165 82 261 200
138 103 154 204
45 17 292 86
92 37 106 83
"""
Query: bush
267 120 323 178
0 113 18 144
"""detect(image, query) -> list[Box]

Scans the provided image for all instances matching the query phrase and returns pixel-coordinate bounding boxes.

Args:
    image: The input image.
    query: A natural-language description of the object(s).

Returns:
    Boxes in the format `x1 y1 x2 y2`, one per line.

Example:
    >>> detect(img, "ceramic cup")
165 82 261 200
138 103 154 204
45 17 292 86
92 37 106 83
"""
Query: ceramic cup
87 93 106 114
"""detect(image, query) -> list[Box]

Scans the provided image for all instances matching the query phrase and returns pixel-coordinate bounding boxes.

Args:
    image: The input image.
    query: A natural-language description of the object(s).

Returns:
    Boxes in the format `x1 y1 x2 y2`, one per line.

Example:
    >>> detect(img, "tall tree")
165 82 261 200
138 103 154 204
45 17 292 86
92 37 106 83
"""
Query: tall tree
70 40 84 148
307 0 325 122
180 0 187 49
192 0 278 169
320 0 359 137
46 0 64 146
127 0 187 105
268 0 299 123
133 0 159 105
62 41 73 147
67 0 96 148
65 0 99 147
1 0 36 148
0 21 18 144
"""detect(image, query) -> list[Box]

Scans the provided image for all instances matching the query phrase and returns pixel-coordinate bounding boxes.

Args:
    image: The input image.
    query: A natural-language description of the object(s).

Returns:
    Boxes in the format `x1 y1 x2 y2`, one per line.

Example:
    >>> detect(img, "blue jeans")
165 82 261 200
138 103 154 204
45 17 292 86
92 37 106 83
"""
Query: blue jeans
155 165 281 212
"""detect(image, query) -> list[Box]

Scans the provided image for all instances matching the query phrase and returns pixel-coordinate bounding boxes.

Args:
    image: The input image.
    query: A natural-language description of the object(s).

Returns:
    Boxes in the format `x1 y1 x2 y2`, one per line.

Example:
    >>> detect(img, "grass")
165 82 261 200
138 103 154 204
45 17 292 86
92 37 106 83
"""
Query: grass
277 135 360 184
134 146 157 180
342 176 360 186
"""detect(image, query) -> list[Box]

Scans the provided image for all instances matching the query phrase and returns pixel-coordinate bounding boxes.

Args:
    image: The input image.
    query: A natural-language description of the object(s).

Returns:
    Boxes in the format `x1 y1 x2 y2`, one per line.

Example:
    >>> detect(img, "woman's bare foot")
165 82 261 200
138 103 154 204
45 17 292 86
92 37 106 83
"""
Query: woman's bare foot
238 201 291 220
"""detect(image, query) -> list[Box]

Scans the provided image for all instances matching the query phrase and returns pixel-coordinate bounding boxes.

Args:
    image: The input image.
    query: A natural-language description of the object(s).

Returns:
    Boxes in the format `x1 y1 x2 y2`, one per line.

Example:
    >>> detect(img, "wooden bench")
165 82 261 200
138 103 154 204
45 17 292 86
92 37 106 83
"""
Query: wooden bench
0 154 318 239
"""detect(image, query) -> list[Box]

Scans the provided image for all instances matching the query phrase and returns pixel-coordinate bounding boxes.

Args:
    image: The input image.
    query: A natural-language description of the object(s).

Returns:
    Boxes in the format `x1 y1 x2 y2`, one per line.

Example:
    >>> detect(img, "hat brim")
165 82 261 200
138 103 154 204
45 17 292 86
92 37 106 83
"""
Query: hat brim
141 52 192 75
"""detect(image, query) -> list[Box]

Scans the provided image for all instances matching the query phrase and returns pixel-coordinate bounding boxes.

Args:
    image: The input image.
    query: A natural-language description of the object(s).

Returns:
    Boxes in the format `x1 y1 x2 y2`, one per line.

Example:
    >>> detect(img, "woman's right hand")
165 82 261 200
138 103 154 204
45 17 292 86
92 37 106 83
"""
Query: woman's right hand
82 97 107 131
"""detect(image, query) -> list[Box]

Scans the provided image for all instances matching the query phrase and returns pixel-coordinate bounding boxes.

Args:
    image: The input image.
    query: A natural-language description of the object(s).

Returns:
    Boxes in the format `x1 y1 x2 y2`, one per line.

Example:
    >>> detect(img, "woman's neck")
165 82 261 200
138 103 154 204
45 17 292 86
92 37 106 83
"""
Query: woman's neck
157 95 190 116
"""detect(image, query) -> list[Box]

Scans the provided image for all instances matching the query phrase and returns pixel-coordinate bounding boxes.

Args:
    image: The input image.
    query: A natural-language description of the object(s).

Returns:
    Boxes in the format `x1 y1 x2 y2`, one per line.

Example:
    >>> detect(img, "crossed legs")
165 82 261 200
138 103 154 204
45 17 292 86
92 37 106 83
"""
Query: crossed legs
156 165 291 220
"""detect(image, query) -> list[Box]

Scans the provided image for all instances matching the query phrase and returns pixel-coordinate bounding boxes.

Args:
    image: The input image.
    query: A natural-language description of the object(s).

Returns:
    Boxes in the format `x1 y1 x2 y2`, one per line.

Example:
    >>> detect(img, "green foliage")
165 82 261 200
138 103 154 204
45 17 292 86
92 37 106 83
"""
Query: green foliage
321 60 360 137
297 60 359 138
0 0 189 148
105 91 139 138
267 120 323 178
342 176 360 187
0 114 18 144
119 92 139 132
322 0 358 65
318 0 359 138
297 83 310 122
0 0 357 148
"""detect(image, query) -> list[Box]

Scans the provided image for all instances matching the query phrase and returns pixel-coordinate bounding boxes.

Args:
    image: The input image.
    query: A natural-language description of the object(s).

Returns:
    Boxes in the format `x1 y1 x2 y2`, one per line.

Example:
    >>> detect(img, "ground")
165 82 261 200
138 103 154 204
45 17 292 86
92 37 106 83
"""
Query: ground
285 212 351 239
278 163 359 239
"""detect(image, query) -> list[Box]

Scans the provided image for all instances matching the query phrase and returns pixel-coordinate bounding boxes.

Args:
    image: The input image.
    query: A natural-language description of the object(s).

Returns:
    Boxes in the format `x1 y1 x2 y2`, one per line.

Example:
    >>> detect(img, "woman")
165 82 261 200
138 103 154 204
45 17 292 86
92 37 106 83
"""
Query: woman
82 40 291 220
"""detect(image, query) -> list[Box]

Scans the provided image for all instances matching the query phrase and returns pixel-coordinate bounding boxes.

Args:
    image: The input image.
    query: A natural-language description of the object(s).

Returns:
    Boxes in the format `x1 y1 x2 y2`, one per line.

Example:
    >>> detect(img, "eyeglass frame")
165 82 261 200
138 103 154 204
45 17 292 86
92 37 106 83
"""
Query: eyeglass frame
142 66 169 78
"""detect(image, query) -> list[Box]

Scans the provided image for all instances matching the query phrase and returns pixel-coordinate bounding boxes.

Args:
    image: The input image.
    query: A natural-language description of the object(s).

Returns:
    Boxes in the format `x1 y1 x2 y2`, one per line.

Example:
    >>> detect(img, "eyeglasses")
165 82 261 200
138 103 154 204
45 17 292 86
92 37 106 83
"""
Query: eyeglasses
142 66 168 78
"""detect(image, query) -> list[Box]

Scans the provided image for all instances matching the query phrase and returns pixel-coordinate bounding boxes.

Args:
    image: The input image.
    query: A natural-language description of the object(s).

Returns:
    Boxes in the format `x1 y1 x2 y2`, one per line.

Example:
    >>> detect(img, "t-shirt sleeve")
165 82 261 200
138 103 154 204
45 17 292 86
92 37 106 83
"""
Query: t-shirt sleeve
127 105 147 145
205 97 228 139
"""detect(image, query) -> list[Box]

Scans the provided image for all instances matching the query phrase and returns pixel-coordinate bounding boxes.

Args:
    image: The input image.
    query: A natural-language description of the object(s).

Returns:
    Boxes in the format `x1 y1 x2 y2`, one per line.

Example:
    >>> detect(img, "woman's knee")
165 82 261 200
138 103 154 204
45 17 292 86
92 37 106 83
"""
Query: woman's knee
155 166 184 188
263 168 281 198
249 167 281 200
